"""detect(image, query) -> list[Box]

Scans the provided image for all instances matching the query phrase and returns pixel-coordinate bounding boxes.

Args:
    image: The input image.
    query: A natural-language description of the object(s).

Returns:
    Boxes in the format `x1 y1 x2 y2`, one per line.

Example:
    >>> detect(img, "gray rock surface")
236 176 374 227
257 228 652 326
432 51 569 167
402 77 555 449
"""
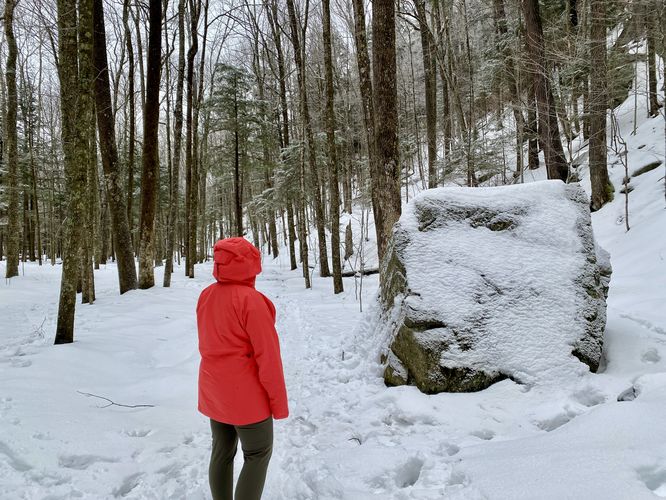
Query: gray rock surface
380 181 611 393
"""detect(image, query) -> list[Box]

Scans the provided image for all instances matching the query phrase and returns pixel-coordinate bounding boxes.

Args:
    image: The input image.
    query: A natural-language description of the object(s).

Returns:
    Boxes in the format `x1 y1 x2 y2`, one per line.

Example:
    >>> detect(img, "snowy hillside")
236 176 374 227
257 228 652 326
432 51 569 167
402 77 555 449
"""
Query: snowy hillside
1 53 666 500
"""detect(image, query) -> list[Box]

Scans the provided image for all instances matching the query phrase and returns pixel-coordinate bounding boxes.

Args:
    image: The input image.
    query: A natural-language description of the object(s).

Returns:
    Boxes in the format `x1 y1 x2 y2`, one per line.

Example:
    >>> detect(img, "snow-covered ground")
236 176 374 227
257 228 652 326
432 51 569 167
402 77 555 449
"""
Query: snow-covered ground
2 61 666 500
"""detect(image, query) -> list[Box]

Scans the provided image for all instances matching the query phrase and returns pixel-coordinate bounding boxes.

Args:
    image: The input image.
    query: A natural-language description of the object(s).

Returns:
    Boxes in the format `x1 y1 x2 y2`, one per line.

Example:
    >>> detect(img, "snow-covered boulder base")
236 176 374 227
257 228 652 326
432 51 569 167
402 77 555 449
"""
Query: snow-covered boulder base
381 180 612 393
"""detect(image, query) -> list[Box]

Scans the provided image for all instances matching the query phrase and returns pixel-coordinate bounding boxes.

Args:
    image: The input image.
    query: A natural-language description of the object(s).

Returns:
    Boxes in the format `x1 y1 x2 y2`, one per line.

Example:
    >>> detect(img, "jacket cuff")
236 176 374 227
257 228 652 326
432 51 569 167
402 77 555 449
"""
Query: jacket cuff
272 408 289 420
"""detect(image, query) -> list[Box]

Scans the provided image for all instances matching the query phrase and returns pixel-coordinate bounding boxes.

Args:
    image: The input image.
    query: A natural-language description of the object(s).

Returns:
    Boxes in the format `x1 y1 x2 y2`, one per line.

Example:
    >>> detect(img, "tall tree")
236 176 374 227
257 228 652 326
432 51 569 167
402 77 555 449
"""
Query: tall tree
4 0 19 279
523 0 569 182
645 2 660 118
122 0 136 247
54 0 90 343
79 0 96 304
372 0 401 268
323 0 343 293
589 0 611 210
265 0 297 270
415 0 437 188
164 0 186 287
492 0 526 175
185 0 201 278
137 0 163 288
285 0 331 278
351 0 375 189
92 0 138 293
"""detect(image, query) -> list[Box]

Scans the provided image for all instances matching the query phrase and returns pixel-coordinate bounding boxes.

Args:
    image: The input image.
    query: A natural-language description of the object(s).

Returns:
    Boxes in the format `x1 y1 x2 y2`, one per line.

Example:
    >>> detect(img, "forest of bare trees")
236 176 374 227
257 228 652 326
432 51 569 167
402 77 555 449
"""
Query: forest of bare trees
0 0 664 342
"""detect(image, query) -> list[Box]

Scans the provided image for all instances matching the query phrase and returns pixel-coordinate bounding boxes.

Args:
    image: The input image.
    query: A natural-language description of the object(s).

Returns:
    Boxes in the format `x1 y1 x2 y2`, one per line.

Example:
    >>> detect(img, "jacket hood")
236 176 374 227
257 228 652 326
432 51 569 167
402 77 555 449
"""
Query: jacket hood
212 237 262 285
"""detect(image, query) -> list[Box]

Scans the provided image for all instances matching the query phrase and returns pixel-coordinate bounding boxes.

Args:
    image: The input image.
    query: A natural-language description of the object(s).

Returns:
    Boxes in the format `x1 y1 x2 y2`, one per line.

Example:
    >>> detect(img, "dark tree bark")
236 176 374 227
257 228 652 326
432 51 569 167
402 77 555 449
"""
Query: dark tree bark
323 0 343 293
415 0 437 188
523 0 569 181
569 0 578 27
285 0 330 278
372 0 401 268
266 0 294 267
193 0 209 262
589 0 611 210
79 0 96 304
122 0 136 249
233 84 243 236
137 0 163 288
645 5 660 118
351 0 376 209
185 0 201 278
4 0 19 279
493 0 526 175
92 0 138 294
164 0 186 287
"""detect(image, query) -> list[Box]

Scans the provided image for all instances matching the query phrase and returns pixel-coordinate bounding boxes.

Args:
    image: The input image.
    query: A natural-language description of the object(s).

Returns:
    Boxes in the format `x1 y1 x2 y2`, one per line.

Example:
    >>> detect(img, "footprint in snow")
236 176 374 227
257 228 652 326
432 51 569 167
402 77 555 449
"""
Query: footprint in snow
10 358 32 368
394 456 424 488
617 386 639 402
58 454 119 470
0 440 32 472
112 472 144 498
447 469 469 487
122 428 152 438
469 429 495 440
535 410 578 432
641 348 661 364
437 442 460 456
637 465 666 497
571 386 607 407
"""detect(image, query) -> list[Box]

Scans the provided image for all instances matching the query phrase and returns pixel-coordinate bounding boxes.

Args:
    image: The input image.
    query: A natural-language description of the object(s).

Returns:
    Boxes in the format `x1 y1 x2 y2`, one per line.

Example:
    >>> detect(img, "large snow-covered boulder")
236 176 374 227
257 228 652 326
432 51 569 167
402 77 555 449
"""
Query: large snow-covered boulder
381 180 612 393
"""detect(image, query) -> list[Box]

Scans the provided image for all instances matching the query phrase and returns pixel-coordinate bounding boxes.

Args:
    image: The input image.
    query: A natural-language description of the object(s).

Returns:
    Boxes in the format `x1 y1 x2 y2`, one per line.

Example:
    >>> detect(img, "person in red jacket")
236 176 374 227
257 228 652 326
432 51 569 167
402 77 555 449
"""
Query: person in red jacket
197 237 289 500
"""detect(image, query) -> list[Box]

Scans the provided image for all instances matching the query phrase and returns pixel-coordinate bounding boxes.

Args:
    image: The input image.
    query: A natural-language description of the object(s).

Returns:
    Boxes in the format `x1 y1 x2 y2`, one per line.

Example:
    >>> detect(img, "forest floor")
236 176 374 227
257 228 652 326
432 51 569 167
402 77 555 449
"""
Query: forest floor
2 85 666 500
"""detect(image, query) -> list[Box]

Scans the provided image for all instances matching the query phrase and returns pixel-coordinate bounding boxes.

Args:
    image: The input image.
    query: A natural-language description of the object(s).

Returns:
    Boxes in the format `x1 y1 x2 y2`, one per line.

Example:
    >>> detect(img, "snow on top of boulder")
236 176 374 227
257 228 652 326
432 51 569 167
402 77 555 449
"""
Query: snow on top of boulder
386 180 607 388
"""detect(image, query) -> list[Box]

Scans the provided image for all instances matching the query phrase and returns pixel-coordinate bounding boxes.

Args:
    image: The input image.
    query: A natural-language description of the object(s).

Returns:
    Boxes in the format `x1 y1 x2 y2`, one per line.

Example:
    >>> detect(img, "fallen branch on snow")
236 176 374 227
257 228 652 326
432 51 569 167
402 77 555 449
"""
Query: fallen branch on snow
77 391 155 409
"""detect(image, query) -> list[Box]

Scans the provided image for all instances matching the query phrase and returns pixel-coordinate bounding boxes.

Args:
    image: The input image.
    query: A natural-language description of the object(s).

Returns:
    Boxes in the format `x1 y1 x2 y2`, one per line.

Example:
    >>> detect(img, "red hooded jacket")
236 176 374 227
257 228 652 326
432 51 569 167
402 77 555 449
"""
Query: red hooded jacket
197 237 289 425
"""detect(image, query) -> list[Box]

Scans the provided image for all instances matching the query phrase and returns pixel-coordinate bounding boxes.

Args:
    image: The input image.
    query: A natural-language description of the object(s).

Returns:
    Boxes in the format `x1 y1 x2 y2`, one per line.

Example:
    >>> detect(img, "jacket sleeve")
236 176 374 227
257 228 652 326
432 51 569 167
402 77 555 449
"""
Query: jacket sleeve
243 292 289 420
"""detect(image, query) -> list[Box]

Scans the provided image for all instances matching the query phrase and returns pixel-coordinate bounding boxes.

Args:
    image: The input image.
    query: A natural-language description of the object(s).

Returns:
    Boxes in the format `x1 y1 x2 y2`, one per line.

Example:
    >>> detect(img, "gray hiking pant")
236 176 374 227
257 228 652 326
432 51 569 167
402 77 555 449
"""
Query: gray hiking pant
209 417 273 500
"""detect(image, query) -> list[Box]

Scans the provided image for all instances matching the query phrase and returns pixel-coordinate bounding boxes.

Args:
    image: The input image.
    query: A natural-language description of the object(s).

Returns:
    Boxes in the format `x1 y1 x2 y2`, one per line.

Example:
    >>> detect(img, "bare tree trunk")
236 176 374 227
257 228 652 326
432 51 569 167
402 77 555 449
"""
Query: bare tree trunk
4 0 19 279
55 0 88 343
123 0 136 250
185 0 201 277
323 0 343 293
589 0 611 210
164 0 186 287
193 0 209 262
493 0 526 175
645 5 660 118
137 0 162 288
285 0 330 278
92 0 138 294
266 0 295 268
523 0 569 181
372 0 401 268
351 0 376 213
79 0 96 304
415 0 437 188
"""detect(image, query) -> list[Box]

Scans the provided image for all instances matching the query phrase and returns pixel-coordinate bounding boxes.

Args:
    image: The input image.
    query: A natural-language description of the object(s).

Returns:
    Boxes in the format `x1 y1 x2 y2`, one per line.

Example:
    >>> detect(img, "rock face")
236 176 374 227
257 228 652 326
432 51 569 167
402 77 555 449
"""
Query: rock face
381 181 611 393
